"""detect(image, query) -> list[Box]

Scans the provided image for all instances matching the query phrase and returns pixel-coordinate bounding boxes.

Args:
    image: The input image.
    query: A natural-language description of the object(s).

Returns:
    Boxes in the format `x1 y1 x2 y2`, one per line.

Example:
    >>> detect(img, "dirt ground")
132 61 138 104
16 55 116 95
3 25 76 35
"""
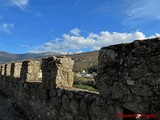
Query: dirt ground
0 93 27 120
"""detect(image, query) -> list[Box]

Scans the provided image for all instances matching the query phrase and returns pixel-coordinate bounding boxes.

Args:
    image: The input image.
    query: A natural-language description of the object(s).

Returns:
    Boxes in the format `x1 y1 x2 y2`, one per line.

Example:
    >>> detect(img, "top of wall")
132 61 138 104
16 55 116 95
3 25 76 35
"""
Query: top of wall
101 37 160 52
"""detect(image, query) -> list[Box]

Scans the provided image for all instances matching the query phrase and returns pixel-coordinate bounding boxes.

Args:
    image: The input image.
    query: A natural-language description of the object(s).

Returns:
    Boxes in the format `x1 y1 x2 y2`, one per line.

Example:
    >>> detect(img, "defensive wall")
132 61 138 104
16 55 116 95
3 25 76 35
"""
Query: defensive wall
96 37 160 119
0 56 122 120
0 37 160 120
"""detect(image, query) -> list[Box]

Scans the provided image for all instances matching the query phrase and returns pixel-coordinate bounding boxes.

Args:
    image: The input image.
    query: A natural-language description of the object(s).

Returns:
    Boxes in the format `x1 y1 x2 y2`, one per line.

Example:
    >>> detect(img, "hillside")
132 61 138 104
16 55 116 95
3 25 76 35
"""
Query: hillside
68 51 98 72
0 52 18 64
0 52 65 64
0 51 99 73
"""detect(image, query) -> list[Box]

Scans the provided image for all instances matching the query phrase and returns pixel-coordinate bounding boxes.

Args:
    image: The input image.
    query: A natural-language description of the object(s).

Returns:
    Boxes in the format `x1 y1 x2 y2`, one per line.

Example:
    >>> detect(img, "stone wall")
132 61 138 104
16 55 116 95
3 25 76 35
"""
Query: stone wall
96 37 160 119
0 56 122 120
1 38 160 120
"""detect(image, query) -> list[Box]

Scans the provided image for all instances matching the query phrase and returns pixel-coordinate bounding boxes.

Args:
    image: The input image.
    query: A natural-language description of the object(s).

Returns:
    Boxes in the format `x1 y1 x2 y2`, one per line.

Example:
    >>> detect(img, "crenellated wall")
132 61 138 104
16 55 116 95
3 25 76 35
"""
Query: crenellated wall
0 56 122 120
0 38 160 120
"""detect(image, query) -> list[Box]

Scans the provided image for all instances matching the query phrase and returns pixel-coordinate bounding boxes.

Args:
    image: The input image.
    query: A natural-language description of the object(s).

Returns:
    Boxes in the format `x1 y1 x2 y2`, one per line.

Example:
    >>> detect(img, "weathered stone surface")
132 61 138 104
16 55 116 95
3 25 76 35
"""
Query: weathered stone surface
131 84 153 96
70 99 79 115
107 105 123 120
42 56 74 88
141 74 160 85
132 45 151 56
27 61 40 81
61 94 70 112
10 62 22 79
20 60 40 82
79 99 88 117
89 102 109 120
96 37 160 115
111 82 130 99
0 66 1 76
98 49 118 68
126 79 134 85
129 64 148 80
146 56 160 73
0 64 5 76
5 63 11 77
121 101 149 113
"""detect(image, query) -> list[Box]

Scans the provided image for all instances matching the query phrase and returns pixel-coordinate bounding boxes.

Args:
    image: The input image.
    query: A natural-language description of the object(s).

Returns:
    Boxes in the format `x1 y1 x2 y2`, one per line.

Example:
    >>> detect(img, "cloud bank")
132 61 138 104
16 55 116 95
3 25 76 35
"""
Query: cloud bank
30 28 160 53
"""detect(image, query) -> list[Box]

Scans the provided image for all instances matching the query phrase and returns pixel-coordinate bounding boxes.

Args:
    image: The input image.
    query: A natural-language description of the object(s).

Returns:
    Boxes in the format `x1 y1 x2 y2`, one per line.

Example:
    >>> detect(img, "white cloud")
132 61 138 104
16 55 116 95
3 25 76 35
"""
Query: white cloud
126 0 160 20
0 0 42 17
11 0 28 9
30 28 160 53
70 28 81 36
148 33 160 38
0 0 29 9
122 0 160 28
0 23 14 33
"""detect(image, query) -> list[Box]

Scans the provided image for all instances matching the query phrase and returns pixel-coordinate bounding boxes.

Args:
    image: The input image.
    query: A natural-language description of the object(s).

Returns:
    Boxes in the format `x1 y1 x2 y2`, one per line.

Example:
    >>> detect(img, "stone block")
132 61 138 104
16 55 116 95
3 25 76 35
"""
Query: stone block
1 64 5 76
5 63 11 77
41 56 74 88
20 60 40 82
10 62 22 79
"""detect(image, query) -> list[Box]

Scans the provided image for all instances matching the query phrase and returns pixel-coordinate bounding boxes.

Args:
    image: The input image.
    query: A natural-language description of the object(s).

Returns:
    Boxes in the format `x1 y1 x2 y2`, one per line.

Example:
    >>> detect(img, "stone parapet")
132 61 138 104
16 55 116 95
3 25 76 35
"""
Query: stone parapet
42 56 74 88
96 37 160 116
0 55 122 120
0 37 159 120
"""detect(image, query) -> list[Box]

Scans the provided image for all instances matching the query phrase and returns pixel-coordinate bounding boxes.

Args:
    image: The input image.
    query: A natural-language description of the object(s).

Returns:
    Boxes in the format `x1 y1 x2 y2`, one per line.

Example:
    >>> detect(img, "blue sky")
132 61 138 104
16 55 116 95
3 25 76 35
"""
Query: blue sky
0 0 160 54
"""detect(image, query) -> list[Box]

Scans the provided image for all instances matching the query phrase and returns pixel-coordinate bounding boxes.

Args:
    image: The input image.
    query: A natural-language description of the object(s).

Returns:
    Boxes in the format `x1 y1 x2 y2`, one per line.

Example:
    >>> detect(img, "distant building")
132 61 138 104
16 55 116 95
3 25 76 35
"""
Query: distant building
76 72 93 77
39 70 42 78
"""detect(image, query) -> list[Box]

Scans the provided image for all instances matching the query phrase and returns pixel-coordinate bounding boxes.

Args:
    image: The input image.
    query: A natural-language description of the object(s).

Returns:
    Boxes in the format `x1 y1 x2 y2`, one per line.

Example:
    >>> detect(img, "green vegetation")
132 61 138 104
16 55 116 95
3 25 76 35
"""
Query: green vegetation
73 84 97 91
74 75 93 82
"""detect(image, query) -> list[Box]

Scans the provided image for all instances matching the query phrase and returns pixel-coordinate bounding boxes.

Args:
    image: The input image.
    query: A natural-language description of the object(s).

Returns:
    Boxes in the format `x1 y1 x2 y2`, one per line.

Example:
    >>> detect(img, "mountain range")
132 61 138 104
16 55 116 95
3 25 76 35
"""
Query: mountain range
0 51 99 72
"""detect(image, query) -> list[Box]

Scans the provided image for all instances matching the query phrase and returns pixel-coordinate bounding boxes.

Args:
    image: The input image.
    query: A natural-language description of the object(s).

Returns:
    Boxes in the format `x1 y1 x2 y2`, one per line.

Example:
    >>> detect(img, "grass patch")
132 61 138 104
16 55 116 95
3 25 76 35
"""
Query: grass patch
73 84 97 91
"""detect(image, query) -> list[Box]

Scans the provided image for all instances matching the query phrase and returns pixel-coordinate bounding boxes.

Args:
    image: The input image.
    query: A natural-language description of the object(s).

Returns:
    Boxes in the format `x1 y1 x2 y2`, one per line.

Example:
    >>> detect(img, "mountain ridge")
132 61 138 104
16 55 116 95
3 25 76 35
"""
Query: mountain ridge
0 51 99 72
